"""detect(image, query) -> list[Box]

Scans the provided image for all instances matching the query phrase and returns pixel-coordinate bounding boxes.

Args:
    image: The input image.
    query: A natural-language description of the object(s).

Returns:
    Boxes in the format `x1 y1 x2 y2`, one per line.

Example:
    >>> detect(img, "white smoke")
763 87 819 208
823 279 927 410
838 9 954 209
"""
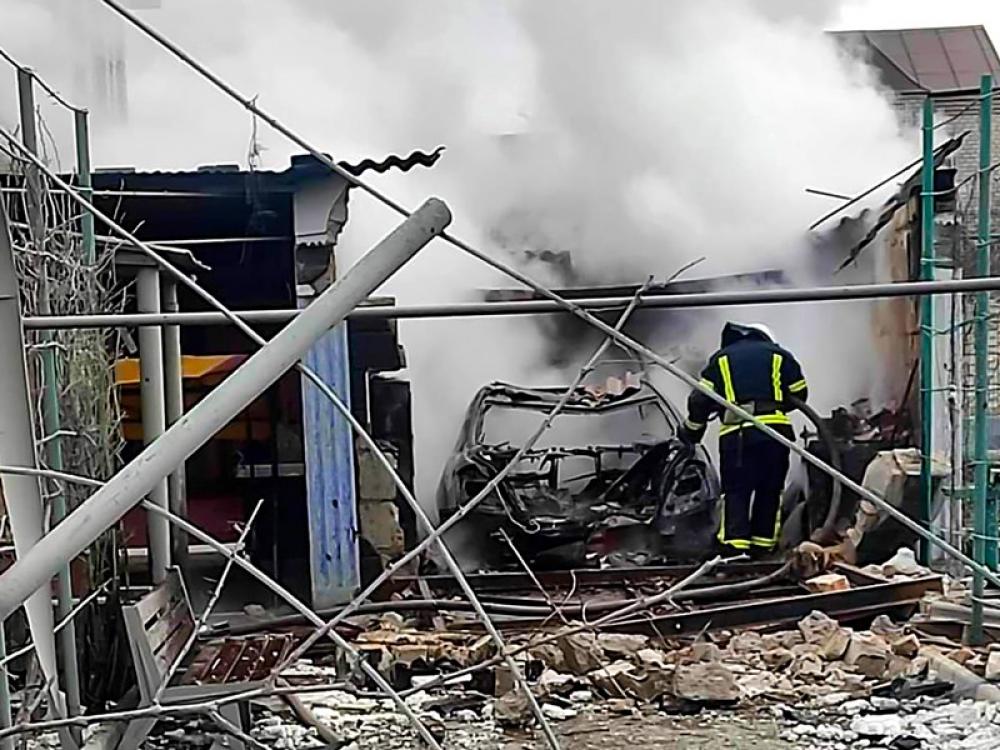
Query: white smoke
0 0 918 510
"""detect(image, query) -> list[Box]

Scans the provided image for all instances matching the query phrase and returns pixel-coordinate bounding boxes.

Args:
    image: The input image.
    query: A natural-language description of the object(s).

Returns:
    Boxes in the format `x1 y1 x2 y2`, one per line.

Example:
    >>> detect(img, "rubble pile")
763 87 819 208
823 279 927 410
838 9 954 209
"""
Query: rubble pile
235 605 1000 749
500 611 937 711
776 697 1000 749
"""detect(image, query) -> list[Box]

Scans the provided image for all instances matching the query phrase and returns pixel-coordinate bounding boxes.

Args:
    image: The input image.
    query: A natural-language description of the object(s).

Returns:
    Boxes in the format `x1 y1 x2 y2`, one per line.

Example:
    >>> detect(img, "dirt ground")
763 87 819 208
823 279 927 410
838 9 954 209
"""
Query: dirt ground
500 709 796 749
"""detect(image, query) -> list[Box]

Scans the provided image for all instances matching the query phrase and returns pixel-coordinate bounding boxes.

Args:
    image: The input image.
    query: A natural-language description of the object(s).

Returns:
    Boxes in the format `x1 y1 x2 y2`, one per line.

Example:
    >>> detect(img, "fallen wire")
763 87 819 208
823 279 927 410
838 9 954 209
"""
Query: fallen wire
0 579 112 672
151 499 266 704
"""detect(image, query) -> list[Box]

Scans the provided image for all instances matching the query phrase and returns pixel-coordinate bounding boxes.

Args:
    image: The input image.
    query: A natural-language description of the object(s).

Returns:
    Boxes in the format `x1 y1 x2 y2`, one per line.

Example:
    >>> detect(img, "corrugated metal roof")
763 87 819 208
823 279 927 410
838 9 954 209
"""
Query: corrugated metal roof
831 25 1000 93
94 146 445 181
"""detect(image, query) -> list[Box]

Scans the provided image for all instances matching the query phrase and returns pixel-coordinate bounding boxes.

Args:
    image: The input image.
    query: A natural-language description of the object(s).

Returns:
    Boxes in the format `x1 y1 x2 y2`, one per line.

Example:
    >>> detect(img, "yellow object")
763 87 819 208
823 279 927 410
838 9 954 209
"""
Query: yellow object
114 354 246 386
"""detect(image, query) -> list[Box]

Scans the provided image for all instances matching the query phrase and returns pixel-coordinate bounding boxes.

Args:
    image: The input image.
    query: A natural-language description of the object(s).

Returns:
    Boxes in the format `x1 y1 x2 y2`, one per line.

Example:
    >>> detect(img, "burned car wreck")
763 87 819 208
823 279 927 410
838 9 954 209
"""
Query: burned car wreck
436 375 720 568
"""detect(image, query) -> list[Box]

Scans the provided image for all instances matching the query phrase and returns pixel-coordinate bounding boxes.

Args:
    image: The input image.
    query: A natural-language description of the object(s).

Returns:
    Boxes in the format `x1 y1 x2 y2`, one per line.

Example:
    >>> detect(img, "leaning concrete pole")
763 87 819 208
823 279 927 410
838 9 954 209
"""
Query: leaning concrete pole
0 198 451 620
0 192 68 734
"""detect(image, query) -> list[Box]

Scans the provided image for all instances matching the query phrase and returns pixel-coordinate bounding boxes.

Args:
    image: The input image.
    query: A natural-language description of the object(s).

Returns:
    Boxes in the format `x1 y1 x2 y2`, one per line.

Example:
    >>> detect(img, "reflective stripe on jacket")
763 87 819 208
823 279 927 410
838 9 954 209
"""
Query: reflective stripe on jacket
685 332 808 437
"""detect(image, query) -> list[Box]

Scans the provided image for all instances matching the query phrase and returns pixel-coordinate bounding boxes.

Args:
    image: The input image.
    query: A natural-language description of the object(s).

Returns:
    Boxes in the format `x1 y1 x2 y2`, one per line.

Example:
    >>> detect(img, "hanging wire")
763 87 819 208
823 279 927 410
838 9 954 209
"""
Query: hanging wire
0 47 82 113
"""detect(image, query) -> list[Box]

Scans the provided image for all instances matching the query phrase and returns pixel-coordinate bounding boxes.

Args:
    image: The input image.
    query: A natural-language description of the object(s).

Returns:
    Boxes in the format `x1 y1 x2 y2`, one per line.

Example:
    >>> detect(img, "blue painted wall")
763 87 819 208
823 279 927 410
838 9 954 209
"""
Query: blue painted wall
300 319 359 608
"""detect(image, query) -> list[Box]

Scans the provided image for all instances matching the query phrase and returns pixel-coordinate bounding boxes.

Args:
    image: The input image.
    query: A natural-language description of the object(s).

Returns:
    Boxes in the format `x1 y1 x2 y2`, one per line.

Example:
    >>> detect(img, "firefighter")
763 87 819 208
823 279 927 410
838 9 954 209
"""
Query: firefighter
677 322 808 557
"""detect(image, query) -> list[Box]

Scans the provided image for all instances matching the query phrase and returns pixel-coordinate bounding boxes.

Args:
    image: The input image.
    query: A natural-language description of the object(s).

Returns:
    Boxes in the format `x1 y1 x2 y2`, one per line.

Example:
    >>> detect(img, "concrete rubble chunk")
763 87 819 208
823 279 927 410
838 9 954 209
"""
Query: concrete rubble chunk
906 655 929 678
890 634 920 658
597 632 649 658
727 631 764 655
798 610 841 645
538 668 580 696
946 646 976 666
541 703 577 721
886 656 912 679
869 696 900 712
870 615 904 639
558 632 605 675
882 547 926 577
691 641 722 662
791 652 825 679
850 714 904 738
528 642 566 672
590 660 634 696
820 627 853 661
495 688 532 727
805 573 851 593
616 664 675 702
986 650 1000 681
635 648 670 670
844 632 891 679
761 648 794 670
494 664 514 697
738 670 779 699
673 661 740 704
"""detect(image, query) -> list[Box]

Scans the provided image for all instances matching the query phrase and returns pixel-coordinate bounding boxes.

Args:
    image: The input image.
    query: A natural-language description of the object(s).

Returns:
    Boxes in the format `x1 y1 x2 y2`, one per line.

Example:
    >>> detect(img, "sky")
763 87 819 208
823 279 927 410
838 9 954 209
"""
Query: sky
833 0 1000 41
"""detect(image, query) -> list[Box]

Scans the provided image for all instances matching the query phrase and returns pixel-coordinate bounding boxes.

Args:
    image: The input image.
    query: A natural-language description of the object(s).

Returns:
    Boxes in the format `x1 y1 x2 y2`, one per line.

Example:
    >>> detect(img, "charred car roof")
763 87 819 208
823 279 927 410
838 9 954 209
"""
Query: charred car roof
477 374 659 415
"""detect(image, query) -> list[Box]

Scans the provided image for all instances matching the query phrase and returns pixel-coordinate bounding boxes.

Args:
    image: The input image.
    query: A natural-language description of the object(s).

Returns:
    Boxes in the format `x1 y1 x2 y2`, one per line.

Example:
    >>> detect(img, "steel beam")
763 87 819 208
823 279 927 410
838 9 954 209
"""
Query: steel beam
21 276 1000 330
0 198 451 620
920 96 936 565
972 75 994 645
136 267 170 582
583 575 943 637
14 67 78 738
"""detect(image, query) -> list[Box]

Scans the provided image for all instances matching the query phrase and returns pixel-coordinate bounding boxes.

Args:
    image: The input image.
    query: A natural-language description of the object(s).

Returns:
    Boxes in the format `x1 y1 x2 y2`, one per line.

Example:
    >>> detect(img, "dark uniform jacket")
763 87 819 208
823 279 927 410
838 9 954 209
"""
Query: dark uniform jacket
684 323 808 442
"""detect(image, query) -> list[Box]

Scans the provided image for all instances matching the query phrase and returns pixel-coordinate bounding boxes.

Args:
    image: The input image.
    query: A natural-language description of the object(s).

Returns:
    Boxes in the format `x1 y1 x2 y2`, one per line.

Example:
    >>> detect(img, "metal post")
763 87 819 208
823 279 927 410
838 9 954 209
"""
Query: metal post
136 267 170 583
920 96 936 565
0 198 451 619
73 110 96 266
161 277 188 569
972 74 993 645
987 480 999 571
17 67 83 735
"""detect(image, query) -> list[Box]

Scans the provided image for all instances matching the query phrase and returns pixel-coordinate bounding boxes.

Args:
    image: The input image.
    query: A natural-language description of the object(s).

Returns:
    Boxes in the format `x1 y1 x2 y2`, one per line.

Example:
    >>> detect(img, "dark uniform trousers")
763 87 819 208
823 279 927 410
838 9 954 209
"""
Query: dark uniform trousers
718 430 790 551
684 325 808 554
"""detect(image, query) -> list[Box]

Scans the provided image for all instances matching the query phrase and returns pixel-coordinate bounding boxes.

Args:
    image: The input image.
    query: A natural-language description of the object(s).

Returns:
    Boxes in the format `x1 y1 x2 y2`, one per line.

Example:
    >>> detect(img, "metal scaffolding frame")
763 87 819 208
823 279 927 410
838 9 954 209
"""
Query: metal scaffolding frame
2 3 1000 747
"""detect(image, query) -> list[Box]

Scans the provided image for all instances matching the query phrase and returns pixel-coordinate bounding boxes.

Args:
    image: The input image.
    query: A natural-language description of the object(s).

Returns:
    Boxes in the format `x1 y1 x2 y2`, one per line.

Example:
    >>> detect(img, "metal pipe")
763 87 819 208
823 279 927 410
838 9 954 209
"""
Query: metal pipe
972 74 994 645
20 275 1000 330
920 96 936 566
161 277 187 570
15 67 81 738
0 187 233 199
0 198 451 622
73 110 95 266
136 267 170 582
